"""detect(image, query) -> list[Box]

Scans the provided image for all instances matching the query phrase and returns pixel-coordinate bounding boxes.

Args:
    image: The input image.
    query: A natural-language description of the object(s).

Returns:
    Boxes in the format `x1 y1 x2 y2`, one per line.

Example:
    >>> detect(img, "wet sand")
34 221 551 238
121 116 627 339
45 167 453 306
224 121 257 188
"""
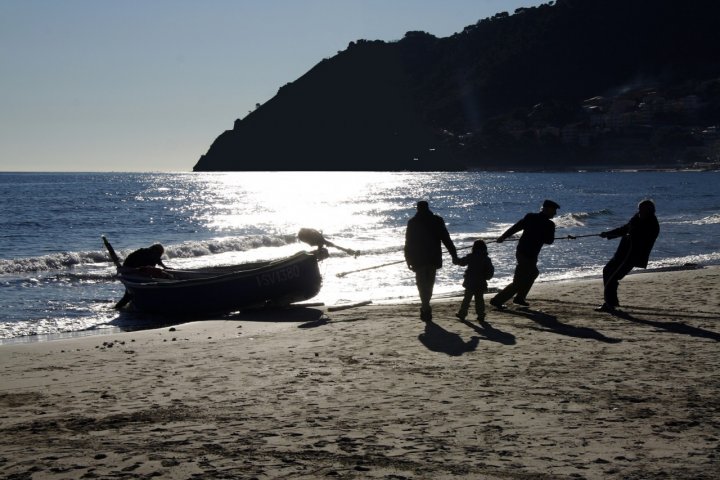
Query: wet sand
1 266 719 479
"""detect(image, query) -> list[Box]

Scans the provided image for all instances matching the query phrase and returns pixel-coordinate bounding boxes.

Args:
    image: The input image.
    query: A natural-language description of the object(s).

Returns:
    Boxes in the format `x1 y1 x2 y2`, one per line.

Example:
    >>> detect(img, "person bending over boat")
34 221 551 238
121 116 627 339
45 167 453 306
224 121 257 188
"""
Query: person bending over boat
121 244 172 280
115 244 170 309
123 244 167 269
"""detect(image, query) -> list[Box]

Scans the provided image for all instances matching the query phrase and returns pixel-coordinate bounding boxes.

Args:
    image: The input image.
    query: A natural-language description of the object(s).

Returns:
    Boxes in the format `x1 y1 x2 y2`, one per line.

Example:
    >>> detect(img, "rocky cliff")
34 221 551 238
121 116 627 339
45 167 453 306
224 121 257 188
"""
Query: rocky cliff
194 0 720 171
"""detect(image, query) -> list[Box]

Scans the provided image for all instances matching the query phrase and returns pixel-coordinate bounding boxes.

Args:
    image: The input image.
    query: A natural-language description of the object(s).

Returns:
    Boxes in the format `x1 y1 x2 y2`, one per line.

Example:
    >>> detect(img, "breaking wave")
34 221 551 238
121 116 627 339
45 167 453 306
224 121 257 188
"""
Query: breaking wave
0 234 298 274
647 251 720 268
554 209 613 228
677 213 720 226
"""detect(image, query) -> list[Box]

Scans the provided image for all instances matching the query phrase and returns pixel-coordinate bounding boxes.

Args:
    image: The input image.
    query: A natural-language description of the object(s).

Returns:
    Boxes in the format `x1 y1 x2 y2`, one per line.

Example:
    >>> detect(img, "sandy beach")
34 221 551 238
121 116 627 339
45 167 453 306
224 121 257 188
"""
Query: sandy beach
1 266 719 479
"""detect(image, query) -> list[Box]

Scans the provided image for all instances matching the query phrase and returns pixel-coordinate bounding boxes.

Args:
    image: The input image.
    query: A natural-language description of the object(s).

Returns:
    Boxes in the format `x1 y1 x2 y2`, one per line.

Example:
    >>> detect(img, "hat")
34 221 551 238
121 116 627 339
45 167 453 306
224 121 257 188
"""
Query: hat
416 201 430 211
542 199 560 209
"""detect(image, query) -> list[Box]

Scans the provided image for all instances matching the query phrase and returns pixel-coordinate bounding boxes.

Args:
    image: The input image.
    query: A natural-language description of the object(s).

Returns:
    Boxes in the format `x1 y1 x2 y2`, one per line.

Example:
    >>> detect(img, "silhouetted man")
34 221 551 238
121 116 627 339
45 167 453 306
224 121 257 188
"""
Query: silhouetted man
123 244 167 269
116 243 168 309
596 199 659 312
490 199 559 309
404 201 458 321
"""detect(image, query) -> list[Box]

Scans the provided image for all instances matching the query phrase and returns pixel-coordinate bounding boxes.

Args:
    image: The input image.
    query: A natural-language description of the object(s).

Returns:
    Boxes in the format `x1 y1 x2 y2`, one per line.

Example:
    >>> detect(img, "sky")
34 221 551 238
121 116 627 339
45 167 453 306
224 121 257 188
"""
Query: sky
0 0 547 172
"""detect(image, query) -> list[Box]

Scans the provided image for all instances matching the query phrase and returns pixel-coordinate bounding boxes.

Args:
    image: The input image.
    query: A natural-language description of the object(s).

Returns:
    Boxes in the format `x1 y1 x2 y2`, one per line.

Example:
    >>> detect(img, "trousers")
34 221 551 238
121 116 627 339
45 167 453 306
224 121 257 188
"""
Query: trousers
458 289 485 317
414 266 437 311
493 252 538 305
602 256 635 307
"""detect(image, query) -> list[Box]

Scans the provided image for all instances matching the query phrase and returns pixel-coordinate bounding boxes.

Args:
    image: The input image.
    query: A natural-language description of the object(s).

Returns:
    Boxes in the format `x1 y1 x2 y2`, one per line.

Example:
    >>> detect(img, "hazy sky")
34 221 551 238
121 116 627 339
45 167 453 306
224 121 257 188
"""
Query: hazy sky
1 0 546 172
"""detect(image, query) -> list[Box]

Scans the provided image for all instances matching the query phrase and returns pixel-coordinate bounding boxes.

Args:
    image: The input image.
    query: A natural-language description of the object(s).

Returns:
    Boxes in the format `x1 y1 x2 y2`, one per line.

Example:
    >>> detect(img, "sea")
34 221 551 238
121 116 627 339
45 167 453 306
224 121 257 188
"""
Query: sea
1 171 719 342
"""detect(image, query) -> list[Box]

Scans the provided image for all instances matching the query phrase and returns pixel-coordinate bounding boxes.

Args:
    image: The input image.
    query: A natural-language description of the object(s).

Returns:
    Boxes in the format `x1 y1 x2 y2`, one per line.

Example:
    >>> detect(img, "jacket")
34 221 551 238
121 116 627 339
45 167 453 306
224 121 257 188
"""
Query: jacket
457 252 494 291
123 248 165 268
404 211 457 269
501 212 556 260
606 213 660 268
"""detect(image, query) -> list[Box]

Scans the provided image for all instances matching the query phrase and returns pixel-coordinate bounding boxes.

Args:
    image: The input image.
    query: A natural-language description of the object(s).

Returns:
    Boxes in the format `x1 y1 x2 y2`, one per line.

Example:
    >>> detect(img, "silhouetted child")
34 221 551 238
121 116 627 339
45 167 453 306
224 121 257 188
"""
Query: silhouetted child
455 240 494 321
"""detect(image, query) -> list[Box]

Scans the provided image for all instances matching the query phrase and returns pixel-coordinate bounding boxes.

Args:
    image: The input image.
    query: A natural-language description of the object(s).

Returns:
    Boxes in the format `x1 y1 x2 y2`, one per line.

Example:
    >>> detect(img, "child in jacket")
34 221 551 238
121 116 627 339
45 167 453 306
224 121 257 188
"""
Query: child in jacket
456 240 494 321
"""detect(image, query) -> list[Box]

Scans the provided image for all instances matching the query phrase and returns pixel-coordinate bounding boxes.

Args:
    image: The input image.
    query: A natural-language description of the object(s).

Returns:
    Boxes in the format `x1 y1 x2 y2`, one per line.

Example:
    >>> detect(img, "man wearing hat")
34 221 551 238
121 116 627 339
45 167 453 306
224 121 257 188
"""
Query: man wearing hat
490 200 559 309
404 200 459 321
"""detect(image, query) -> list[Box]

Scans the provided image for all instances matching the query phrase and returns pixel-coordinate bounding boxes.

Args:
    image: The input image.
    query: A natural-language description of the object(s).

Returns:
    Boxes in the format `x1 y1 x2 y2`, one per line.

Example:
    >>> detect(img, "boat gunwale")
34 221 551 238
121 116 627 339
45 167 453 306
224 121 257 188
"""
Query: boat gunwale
119 250 318 289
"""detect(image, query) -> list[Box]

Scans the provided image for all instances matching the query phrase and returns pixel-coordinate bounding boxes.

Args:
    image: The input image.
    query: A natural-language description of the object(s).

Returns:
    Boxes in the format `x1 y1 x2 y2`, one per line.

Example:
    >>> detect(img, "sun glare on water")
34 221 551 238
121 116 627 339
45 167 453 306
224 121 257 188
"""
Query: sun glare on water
194 172 415 237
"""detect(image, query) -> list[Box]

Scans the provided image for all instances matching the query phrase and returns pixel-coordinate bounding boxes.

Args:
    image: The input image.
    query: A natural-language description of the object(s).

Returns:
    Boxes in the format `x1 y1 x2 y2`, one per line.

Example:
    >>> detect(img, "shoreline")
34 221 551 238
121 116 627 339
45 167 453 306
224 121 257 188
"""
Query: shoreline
1 266 718 478
0 262 708 346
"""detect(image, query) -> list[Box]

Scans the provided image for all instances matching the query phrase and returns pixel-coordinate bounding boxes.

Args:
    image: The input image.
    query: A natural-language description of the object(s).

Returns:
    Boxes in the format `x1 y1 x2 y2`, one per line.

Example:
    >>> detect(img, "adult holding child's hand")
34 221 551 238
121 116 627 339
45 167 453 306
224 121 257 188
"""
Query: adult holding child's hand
404 200 458 321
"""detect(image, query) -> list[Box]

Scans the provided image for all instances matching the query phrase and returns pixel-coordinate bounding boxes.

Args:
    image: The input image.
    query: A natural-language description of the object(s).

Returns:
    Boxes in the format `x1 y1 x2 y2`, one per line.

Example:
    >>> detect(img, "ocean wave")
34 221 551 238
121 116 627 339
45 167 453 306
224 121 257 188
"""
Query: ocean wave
647 252 720 268
163 234 297 259
554 209 613 228
0 234 298 274
0 251 109 275
671 213 720 226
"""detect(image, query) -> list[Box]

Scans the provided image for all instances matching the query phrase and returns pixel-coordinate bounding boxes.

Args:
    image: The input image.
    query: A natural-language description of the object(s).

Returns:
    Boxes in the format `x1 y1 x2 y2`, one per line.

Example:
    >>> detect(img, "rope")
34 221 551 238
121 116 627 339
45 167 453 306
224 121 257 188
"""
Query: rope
335 232 604 278
336 259 406 277
560 233 603 240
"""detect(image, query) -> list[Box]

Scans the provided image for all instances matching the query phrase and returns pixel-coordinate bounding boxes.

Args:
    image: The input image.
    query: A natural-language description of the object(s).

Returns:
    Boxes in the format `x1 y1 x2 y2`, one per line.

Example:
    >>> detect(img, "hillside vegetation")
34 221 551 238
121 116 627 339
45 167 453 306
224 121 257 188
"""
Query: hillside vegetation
194 0 720 171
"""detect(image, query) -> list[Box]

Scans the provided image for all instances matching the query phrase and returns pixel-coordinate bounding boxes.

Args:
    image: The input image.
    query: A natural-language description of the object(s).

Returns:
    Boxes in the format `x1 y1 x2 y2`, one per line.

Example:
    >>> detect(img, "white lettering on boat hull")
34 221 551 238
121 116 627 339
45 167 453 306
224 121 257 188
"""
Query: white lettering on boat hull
256 265 301 287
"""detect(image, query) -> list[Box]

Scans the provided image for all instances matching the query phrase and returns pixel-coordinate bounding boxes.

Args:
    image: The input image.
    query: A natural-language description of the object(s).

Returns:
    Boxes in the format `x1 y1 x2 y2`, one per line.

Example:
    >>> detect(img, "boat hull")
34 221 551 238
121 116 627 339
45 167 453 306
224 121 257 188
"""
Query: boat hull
119 251 323 315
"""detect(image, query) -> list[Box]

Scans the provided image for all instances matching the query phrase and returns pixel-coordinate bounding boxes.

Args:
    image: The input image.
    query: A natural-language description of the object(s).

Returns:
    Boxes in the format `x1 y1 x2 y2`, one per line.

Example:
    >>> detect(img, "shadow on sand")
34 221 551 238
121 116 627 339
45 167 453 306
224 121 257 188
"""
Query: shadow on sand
418 320 479 356
231 307 326 324
501 307 622 344
609 309 720 342
106 310 185 332
106 306 327 332
459 318 516 345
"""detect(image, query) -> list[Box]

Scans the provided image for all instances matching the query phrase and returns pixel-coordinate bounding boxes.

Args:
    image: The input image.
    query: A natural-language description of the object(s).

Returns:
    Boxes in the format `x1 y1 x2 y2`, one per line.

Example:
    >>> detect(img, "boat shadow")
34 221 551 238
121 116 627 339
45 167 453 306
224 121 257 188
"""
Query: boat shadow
104 310 183 332
503 307 622 344
229 306 326 324
106 306 326 332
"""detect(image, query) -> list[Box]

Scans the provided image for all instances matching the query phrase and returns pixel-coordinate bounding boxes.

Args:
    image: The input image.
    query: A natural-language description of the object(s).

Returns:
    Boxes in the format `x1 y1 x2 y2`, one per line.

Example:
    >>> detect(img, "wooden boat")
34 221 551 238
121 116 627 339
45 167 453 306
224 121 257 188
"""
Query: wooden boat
102 229 351 315
117 250 326 315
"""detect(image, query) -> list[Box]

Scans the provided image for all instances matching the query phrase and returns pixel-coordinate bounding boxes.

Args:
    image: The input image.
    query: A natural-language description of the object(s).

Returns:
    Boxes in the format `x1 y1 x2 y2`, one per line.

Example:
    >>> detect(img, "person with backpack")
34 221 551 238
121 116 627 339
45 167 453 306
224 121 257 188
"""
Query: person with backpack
455 239 495 321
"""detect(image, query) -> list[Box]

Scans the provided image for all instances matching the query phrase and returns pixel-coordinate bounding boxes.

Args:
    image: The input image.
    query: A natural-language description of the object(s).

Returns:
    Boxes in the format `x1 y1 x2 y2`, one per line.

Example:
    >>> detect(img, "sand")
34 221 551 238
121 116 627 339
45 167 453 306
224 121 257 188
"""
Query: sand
1 266 719 479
